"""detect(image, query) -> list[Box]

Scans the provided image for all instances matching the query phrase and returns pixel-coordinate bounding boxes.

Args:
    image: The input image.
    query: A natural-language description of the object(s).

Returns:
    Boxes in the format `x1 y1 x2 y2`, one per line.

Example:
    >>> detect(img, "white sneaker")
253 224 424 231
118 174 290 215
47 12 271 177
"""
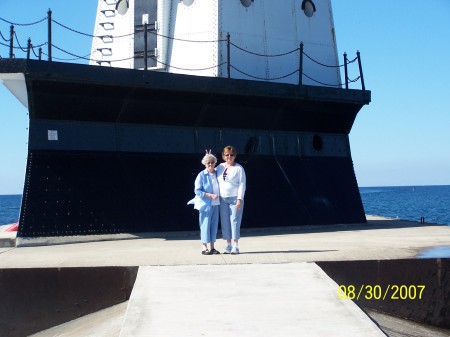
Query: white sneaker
224 245 232 254
231 246 239 255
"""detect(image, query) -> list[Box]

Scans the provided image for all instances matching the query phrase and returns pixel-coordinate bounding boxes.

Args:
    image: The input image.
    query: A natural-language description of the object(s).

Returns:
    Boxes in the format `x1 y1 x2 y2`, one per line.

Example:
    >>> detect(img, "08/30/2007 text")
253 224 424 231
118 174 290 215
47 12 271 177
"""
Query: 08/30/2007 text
338 284 425 300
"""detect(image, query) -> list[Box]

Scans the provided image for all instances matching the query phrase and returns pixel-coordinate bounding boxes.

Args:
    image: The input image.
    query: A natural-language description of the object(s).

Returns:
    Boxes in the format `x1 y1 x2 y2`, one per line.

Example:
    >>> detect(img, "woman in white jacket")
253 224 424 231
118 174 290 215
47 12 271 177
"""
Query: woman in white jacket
216 145 246 254
188 152 221 255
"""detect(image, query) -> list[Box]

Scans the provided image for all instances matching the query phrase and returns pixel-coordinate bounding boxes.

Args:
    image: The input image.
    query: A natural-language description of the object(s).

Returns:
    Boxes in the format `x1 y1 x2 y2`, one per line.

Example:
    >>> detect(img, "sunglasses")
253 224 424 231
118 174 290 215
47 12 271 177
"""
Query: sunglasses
224 153 235 157
206 162 215 165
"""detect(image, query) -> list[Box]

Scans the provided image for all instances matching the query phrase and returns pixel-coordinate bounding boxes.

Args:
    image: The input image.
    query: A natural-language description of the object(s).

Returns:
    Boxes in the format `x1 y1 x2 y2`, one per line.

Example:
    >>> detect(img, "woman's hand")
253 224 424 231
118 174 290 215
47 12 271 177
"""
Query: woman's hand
206 193 219 200
236 199 242 210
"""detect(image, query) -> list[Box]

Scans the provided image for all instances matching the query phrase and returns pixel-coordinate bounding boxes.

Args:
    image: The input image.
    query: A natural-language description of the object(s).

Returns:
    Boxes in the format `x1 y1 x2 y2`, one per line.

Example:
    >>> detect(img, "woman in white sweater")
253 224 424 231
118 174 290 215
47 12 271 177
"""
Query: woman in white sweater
216 145 246 254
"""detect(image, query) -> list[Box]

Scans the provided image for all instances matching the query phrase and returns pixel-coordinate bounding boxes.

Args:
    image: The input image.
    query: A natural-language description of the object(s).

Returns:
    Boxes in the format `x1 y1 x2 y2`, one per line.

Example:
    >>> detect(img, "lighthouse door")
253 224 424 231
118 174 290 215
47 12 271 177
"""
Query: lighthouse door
134 0 158 69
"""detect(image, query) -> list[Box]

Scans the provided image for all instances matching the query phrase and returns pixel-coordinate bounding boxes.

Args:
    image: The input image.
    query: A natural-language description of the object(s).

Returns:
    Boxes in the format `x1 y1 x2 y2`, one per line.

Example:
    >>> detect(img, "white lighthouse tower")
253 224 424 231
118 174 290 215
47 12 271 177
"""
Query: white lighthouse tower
91 0 340 86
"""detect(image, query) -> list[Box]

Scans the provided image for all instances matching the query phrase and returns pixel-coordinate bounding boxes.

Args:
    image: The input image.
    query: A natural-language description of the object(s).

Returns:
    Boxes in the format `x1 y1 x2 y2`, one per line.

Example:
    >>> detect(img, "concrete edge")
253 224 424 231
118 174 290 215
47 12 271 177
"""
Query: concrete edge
0 266 139 337
14 217 446 247
317 259 450 329
29 301 129 337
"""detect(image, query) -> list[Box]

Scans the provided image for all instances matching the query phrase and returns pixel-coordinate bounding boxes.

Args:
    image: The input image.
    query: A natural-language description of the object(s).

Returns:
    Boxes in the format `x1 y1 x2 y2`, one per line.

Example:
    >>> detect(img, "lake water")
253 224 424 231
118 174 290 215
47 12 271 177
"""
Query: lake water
1 185 450 226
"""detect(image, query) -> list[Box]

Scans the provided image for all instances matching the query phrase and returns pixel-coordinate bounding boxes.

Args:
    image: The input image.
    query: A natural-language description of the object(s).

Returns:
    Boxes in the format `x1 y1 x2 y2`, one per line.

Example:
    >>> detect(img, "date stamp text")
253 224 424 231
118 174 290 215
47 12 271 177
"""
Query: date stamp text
338 285 426 300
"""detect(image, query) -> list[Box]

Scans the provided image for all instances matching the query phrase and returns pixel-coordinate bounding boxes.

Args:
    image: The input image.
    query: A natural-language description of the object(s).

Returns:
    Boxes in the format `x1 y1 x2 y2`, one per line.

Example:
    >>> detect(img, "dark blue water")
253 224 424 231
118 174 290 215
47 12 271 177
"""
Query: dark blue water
1 186 449 226
0 195 21 226
359 185 450 226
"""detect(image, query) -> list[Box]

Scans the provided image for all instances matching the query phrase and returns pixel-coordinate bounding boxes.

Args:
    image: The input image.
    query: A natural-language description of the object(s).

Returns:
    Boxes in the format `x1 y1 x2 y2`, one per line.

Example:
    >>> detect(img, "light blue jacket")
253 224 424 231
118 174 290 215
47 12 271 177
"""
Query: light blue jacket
187 169 218 213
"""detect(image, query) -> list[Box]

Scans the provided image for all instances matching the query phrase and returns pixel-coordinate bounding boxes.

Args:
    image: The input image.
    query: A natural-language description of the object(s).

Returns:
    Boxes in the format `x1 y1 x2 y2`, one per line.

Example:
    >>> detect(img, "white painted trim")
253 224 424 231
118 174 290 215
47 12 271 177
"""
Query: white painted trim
0 73 28 108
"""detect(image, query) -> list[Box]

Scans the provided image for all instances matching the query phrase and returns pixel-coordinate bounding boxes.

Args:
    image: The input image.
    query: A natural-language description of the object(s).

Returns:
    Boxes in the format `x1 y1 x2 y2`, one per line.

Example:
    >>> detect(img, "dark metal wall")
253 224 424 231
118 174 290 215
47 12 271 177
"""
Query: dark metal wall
26 76 363 134
19 150 364 237
0 60 370 239
28 119 352 157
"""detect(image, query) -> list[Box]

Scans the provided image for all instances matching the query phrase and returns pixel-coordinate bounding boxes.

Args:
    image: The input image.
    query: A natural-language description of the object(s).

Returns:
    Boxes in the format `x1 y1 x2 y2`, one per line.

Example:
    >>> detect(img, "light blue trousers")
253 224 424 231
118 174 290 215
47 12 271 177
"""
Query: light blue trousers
199 205 219 243
220 196 244 240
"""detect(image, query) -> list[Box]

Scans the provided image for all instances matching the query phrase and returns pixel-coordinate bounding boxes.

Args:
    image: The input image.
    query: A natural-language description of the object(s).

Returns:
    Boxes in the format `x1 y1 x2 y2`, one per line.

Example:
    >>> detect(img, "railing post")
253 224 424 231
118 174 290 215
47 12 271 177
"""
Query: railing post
343 52 348 89
144 22 148 70
226 32 230 79
27 38 31 60
9 25 14 58
357 51 365 91
48 9 52 62
299 42 304 86
39 47 42 60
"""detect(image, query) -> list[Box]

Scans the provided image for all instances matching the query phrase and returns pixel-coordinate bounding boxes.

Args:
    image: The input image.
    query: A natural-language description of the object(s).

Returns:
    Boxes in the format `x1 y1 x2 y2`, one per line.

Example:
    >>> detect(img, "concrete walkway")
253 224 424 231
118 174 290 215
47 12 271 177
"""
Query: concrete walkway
1 218 449 268
119 263 386 337
2 217 450 337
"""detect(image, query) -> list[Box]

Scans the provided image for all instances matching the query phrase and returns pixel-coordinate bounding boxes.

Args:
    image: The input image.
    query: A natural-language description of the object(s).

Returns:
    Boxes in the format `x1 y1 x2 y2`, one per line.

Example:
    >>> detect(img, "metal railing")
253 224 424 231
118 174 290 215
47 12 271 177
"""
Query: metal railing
1 10 365 90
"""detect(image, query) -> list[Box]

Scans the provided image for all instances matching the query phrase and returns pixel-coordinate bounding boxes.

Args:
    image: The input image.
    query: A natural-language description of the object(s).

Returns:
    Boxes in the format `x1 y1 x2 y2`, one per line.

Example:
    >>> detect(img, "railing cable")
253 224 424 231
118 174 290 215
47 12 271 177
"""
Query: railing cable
231 65 299 81
0 13 366 90
148 30 226 44
0 17 47 27
230 42 299 58
303 50 344 68
0 29 11 42
302 72 342 87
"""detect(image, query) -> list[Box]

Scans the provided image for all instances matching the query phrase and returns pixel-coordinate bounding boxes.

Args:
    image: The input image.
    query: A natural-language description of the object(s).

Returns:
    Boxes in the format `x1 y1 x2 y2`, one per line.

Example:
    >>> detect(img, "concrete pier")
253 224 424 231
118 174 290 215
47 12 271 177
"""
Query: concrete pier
119 263 385 337
1 217 450 267
1 217 449 336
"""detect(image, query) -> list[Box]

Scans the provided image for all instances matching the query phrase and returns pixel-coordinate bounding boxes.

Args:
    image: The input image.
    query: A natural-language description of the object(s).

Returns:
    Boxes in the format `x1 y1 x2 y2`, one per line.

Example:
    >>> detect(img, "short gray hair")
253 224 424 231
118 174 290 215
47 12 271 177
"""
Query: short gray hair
201 153 217 166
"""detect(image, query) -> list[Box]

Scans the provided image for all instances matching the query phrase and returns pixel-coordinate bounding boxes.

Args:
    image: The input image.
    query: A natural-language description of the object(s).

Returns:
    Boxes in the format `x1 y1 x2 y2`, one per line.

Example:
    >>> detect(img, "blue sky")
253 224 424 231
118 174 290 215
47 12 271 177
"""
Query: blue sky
1 1 450 194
